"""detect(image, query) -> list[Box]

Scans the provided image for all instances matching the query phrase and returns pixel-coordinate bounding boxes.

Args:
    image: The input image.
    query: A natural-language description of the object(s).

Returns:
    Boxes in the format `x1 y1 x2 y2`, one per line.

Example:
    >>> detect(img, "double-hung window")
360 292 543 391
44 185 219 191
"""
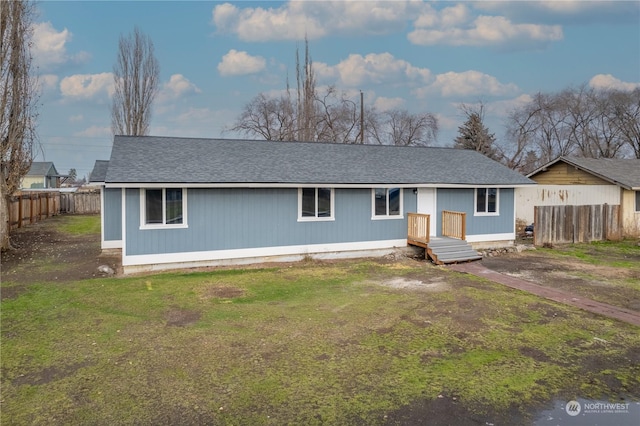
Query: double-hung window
372 188 403 219
141 188 187 228
298 187 334 221
475 188 499 215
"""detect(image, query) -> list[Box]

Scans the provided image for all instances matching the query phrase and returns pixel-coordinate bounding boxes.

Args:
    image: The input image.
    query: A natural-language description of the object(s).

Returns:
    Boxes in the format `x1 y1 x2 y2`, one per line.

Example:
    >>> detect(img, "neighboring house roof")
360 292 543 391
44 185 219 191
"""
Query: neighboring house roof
528 156 640 190
106 135 535 187
89 160 109 183
26 161 58 177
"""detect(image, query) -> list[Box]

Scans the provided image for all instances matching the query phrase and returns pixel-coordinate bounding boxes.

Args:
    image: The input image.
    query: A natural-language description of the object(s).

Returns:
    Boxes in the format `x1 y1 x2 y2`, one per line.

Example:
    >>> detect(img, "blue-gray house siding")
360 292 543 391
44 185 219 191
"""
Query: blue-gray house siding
436 188 515 237
124 187 416 257
103 188 122 243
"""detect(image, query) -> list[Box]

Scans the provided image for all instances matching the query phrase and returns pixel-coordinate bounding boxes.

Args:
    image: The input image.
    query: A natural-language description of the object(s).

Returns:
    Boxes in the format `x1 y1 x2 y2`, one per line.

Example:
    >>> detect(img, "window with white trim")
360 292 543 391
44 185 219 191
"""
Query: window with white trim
141 188 187 228
372 188 403 219
298 188 334 221
635 191 640 212
475 188 499 215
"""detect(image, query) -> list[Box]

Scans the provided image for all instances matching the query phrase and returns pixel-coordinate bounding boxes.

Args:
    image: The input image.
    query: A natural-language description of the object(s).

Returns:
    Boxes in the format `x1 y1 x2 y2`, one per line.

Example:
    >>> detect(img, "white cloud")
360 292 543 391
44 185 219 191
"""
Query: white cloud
374 97 405 111
152 107 235 138
589 74 640 91
218 49 267 76
212 1 422 41
73 125 110 138
316 53 431 87
37 74 59 93
408 4 563 48
415 70 519 98
435 113 459 131
32 22 89 69
157 74 201 103
481 94 534 117
60 73 114 101
69 114 84 123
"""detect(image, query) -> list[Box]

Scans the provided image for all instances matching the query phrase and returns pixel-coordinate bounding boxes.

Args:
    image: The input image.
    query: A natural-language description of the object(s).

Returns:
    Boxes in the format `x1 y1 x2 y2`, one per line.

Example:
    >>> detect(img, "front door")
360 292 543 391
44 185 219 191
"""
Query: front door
417 188 437 236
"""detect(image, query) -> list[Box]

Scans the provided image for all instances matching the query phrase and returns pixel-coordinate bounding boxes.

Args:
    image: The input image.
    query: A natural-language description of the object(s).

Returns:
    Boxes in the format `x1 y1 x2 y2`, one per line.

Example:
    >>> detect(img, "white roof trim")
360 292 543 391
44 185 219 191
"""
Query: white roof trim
105 182 536 189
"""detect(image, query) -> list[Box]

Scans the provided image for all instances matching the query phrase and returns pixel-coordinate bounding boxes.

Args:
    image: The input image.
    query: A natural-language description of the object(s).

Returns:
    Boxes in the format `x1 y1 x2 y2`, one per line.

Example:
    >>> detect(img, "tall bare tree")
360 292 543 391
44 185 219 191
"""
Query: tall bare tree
610 88 640 158
366 108 437 147
228 39 438 146
111 27 159 136
1 0 39 250
296 37 316 142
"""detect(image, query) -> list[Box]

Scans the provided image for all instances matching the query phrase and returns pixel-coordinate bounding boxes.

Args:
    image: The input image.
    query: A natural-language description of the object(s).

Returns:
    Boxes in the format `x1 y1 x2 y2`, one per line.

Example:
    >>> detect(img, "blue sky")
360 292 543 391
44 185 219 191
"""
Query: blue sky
32 1 640 179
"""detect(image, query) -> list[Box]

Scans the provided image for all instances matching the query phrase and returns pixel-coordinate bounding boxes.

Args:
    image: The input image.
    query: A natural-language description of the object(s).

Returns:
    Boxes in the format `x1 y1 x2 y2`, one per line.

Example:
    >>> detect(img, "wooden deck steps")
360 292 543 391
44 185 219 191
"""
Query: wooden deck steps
424 237 482 265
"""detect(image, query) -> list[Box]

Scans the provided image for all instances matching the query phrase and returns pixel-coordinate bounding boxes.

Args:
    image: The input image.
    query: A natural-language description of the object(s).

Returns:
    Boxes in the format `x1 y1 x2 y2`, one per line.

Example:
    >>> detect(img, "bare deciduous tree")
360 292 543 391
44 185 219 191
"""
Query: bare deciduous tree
111 27 159 136
610 88 640 159
228 40 438 147
1 0 39 250
368 109 437 147
503 86 640 169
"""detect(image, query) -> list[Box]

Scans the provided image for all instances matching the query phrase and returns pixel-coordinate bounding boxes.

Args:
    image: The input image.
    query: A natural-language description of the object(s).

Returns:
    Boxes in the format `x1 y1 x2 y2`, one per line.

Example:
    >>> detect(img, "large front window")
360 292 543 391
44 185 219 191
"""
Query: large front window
141 188 187 228
299 187 334 221
475 188 498 215
372 188 402 219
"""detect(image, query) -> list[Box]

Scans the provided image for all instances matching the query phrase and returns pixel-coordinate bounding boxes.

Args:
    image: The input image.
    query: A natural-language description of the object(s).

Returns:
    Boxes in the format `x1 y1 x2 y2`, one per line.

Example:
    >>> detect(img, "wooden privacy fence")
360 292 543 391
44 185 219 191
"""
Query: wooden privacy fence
442 210 466 240
60 190 100 214
534 204 621 245
8 189 101 230
8 191 60 230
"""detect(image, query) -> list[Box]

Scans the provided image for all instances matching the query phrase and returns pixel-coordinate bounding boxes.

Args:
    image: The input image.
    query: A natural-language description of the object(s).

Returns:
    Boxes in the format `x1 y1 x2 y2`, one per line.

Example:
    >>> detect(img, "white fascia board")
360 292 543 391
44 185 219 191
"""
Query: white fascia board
105 182 534 189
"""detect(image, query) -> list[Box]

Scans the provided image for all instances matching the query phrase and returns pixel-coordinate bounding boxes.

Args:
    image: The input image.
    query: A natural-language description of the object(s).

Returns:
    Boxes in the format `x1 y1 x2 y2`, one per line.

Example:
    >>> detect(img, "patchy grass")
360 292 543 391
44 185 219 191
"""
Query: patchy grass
54 214 101 236
2 259 639 425
483 239 640 310
539 238 640 268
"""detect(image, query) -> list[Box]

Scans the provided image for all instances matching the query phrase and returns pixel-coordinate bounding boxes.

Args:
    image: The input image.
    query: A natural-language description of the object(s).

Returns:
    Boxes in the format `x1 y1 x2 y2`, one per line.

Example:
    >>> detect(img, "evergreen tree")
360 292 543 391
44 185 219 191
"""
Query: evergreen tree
454 107 498 160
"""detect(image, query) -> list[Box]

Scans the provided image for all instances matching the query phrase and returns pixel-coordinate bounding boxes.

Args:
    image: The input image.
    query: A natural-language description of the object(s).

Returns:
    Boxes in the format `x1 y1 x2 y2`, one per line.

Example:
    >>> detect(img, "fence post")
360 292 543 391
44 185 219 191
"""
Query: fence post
17 192 23 229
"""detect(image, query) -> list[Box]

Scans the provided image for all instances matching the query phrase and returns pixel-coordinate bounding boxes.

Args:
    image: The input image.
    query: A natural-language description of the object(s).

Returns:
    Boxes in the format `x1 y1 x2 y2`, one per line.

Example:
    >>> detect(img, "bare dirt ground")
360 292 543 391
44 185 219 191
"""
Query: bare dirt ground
1 216 120 298
481 247 640 312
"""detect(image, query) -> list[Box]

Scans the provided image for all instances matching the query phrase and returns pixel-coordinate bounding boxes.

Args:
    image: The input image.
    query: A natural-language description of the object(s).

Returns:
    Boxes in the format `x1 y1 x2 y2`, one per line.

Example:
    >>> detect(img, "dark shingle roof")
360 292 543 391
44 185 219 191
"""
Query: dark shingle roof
529 157 640 190
105 135 534 186
89 160 109 183
26 162 57 176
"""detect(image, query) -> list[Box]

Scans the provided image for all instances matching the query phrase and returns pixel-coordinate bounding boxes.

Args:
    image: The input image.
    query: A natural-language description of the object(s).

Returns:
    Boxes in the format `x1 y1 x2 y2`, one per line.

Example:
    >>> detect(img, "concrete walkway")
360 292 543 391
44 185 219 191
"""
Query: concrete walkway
449 262 640 327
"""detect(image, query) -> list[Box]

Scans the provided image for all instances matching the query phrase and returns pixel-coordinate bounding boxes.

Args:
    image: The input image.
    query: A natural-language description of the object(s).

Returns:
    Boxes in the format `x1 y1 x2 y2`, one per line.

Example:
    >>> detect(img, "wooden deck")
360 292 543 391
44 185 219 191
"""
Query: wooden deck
407 212 481 265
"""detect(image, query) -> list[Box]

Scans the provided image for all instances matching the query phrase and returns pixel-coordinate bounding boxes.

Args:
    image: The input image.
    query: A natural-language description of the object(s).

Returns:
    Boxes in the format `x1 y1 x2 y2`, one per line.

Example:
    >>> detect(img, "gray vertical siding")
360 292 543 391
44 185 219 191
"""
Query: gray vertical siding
125 187 417 256
436 188 514 236
104 188 122 241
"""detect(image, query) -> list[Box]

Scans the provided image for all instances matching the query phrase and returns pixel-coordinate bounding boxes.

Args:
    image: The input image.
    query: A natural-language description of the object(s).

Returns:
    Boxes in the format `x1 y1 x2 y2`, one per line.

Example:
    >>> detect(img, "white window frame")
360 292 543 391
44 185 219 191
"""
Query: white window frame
371 187 404 220
474 187 499 216
298 187 335 222
140 188 188 229
635 191 640 213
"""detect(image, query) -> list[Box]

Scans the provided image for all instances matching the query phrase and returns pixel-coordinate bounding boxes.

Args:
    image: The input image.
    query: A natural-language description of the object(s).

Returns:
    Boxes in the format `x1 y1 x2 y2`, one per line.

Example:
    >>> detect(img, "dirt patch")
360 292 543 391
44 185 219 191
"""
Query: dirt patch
481 250 640 312
200 284 245 300
12 360 93 386
383 394 530 426
374 276 450 292
165 308 201 327
1 216 120 293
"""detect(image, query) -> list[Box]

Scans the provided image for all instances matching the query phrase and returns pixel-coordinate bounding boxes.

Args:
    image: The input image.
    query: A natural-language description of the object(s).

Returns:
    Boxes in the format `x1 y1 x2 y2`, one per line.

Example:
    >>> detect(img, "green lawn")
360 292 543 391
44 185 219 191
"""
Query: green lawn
1 217 639 424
